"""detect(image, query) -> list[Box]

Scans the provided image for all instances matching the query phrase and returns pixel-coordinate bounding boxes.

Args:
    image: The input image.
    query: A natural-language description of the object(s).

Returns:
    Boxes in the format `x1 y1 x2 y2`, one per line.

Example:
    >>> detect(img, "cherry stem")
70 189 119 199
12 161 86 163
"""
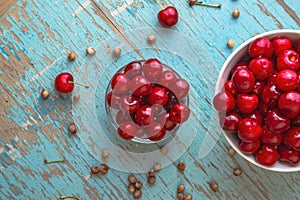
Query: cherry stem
60 195 82 200
68 81 89 89
154 0 164 9
44 159 65 164
195 2 222 8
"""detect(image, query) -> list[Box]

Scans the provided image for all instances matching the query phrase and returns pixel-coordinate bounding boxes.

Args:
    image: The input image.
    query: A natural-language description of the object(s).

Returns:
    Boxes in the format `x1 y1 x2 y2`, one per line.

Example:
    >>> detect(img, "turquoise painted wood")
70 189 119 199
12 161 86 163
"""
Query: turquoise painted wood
1 0 300 199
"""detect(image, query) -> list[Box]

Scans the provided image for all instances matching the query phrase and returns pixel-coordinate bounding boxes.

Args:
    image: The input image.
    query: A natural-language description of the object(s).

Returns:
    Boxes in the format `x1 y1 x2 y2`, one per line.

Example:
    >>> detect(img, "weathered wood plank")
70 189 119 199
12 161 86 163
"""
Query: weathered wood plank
0 0 17 18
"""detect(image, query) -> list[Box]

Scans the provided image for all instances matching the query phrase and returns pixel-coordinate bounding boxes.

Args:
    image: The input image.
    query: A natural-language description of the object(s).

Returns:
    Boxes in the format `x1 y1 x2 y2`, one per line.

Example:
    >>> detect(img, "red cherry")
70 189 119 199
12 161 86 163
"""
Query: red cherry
266 70 278 84
292 114 300 127
248 37 274 58
239 140 261 154
275 69 299 91
238 118 262 142
279 145 300 165
255 145 278 166
277 50 300 71
261 84 281 108
148 87 169 106
245 111 263 126
258 101 269 117
143 58 163 81
271 37 293 56
213 92 235 113
106 91 121 109
219 112 242 132
158 70 177 88
169 103 190 123
164 91 179 111
156 112 177 131
236 93 259 114
116 110 131 125
111 73 131 95
54 72 74 93
252 81 265 97
283 128 300 151
135 105 155 126
118 121 137 140
248 57 273 81
230 61 248 76
119 96 141 113
170 78 190 99
131 75 152 96
265 110 290 134
232 68 255 93
224 80 238 96
124 61 143 79
278 91 300 119
261 125 283 146
146 122 167 141
157 6 178 28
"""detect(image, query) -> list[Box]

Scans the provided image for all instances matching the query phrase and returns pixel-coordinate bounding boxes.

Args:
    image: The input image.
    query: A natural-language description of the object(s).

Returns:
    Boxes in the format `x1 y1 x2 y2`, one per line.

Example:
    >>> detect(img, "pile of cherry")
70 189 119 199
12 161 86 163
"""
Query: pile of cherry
213 37 300 166
106 58 190 141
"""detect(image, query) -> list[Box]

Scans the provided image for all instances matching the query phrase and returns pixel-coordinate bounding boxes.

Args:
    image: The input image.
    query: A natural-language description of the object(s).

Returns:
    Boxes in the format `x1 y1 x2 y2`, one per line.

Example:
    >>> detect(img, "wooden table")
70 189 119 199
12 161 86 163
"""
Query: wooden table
1 0 300 199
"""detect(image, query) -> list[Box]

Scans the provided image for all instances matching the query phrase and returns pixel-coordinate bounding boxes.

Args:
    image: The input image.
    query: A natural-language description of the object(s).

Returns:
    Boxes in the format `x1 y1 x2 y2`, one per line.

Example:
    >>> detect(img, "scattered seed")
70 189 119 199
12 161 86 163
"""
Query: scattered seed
91 166 100 174
147 175 156 185
99 164 109 175
67 52 76 61
177 184 185 193
113 47 121 58
209 182 218 192
102 149 109 159
133 190 142 199
128 175 137 184
232 9 240 19
160 146 169 155
149 169 155 177
234 168 243 176
153 163 161 172
147 34 156 44
184 194 193 200
177 192 184 200
86 46 95 55
134 181 143 190
228 148 236 157
177 161 185 172
227 39 235 49
41 89 50 100
73 94 80 102
128 184 136 193
68 123 77 134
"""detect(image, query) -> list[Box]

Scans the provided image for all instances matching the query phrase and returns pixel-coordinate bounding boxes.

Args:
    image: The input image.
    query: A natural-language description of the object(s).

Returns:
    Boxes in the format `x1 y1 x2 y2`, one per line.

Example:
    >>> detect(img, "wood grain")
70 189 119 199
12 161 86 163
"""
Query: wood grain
0 0 17 18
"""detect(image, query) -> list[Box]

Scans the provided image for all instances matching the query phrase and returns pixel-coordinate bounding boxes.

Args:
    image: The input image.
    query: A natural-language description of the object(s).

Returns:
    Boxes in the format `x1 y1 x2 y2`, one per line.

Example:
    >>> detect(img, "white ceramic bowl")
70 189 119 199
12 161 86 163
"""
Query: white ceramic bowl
216 29 300 172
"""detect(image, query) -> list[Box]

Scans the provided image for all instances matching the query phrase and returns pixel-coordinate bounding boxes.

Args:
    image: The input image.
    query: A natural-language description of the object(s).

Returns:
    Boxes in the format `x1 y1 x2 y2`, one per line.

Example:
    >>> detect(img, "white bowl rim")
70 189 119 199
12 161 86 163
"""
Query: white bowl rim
216 29 300 172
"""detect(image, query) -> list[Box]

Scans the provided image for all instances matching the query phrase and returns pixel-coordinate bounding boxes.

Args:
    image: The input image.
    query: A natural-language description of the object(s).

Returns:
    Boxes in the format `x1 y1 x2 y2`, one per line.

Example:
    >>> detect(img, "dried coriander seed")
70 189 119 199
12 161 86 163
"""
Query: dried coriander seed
128 175 137 184
86 46 95 55
232 9 240 18
177 161 185 172
134 181 143 190
147 34 156 44
147 175 156 185
68 123 77 134
209 182 218 192
149 169 155 177
228 148 236 157
113 47 121 58
153 163 161 172
177 184 185 193
227 39 235 49
133 190 142 199
91 166 100 174
67 52 76 61
234 168 243 176
177 192 184 200
73 94 80 102
184 194 193 200
99 164 109 175
41 89 50 99
102 149 109 159
128 184 136 193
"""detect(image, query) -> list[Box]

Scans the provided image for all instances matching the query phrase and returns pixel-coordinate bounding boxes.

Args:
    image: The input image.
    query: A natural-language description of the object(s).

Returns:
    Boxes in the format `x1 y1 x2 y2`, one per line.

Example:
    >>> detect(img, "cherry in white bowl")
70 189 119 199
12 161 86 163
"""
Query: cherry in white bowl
214 30 300 172
105 59 190 144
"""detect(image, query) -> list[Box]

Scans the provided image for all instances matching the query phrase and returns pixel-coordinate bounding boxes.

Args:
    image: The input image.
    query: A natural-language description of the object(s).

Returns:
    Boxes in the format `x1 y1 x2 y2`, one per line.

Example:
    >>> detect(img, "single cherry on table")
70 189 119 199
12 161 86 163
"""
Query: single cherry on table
54 72 89 93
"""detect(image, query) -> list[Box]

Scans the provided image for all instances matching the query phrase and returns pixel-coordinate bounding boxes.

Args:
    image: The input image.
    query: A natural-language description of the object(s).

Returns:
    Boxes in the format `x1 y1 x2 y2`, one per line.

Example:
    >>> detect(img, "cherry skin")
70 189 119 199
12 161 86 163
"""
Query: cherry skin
124 61 143 79
236 93 259 114
106 91 121 109
232 68 255 93
252 81 265 97
248 37 274 58
258 101 270 117
148 87 169 106
170 78 190 99
283 127 300 151
135 105 155 126
292 114 300 127
54 72 74 93
164 91 179 111
275 69 299 91
115 110 131 125
255 145 278 166
169 103 190 123
239 140 261 154
261 84 281 108
156 112 177 131
266 70 278 84
143 58 163 81
278 91 300 119
277 50 300 71
224 80 238 96
238 118 262 142
271 37 293 56
146 122 167 141
213 92 235 113
265 110 290 134
245 111 263 126
220 112 242 132
118 121 137 140
230 61 248 76
261 125 283 146
248 57 273 81
157 6 178 28
131 75 152 97
279 145 300 165
111 73 131 95
119 96 141 113
158 70 177 88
